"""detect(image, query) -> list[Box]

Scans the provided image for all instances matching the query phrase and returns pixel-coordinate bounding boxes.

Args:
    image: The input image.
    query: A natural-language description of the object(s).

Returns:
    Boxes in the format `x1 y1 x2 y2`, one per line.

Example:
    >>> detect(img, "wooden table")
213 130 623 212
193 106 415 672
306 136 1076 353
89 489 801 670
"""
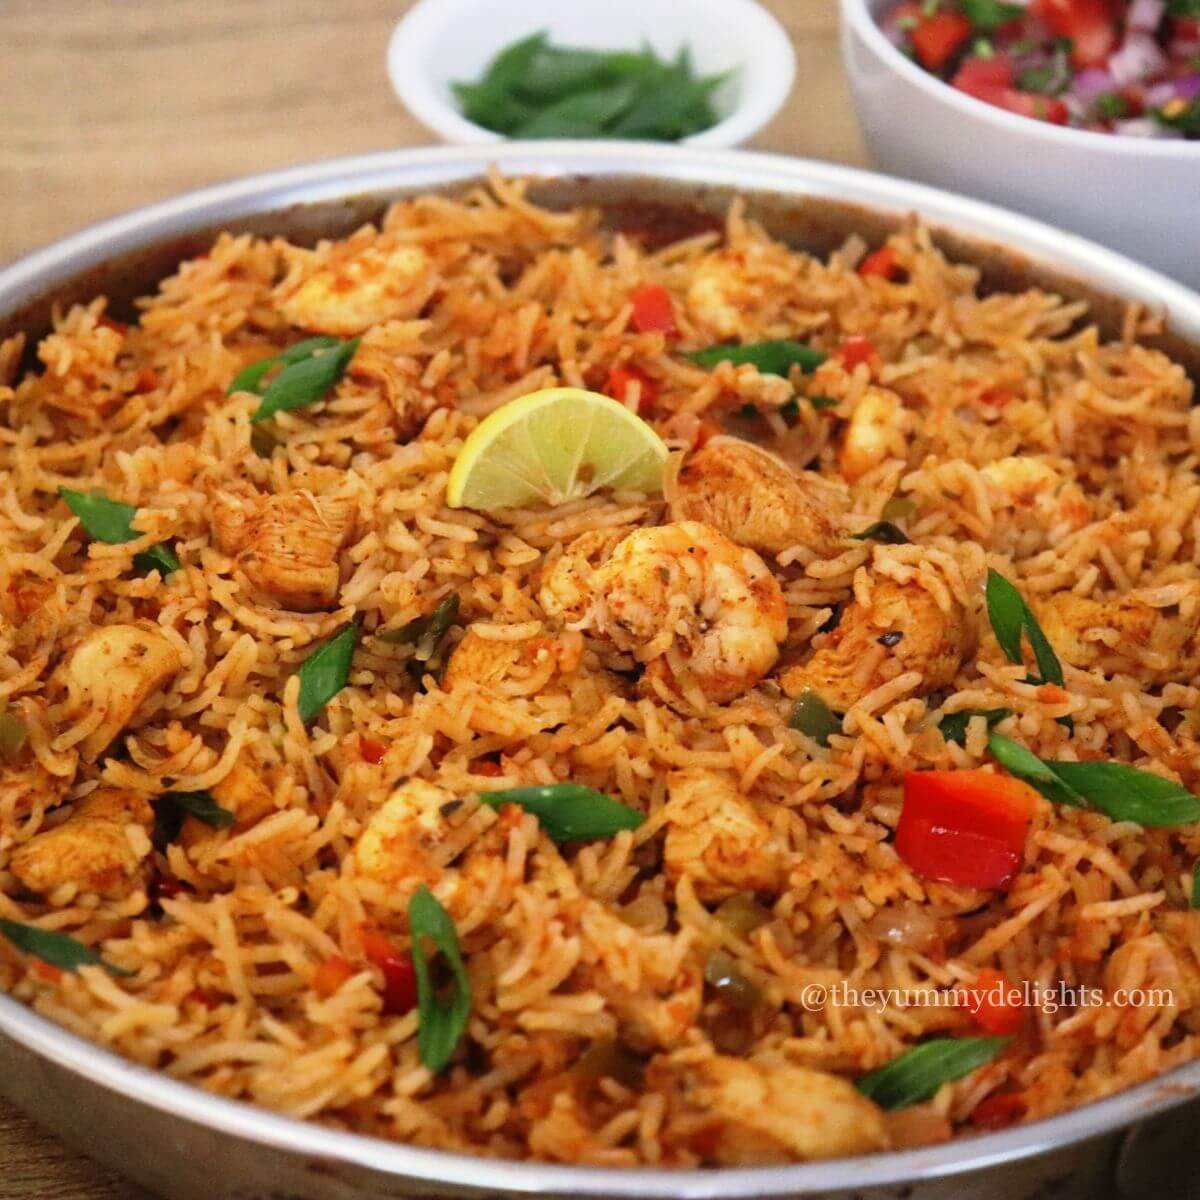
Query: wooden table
0 1 861 1195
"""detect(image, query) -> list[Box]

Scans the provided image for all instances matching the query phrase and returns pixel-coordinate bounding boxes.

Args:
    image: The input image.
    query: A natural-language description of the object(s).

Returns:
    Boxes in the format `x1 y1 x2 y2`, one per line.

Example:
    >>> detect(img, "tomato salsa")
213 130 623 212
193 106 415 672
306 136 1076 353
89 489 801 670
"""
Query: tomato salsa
879 0 1200 135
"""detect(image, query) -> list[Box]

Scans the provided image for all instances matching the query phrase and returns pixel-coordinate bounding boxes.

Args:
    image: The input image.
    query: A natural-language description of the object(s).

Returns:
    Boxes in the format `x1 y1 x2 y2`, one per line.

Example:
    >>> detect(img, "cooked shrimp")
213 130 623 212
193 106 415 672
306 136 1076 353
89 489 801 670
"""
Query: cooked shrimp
277 235 435 336
839 387 908 481
664 769 788 901
212 469 356 611
1032 587 1200 683
686 1055 890 1163
981 457 1093 534
57 623 183 761
538 529 626 628
590 521 788 705
9 788 154 898
671 437 844 557
781 578 970 710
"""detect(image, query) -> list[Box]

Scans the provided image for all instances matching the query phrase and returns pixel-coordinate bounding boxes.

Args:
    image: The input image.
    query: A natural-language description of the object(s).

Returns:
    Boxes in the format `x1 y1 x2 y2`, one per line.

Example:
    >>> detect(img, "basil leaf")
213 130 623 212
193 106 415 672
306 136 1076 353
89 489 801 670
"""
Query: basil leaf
515 77 643 137
408 885 471 1073
939 707 1012 747
480 30 548 92
686 340 826 377
480 783 644 843
852 521 910 545
789 690 842 747
296 620 360 723
247 338 360 424
1166 0 1200 16
60 487 180 576
985 569 1063 687
962 0 1025 30
989 733 1200 826
1192 861 1200 910
520 45 611 100
377 594 461 661
856 1037 1009 1110
0 917 132 978
227 336 341 396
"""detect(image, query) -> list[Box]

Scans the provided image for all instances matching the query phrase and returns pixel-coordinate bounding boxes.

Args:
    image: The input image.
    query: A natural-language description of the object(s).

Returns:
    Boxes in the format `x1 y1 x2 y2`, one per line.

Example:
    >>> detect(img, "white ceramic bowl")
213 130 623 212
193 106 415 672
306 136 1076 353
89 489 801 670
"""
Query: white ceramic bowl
387 0 795 149
840 0 1200 288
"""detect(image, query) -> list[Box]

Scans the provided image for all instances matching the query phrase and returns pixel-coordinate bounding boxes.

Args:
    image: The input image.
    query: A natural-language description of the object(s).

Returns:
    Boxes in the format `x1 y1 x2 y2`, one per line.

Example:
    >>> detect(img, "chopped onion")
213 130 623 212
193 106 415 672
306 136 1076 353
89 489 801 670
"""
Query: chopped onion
1108 32 1167 86
1071 66 1117 104
1127 0 1165 31
866 902 940 949
1178 74 1200 102
1145 80 1178 107
1114 117 1185 137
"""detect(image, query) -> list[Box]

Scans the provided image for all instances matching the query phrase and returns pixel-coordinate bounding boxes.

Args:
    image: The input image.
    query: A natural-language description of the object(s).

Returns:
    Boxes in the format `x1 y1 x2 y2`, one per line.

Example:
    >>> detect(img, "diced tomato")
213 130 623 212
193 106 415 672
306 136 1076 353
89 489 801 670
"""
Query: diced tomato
911 10 973 70
606 365 657 413
31 960 64 984
312 953 355 999
1031 0 1116 66
360 928 419 1015
629 284 678 337
961 967 1026 1035
1175 16 1200 40
132 367 159 394
859 246 902 281
979 386 1015 407
971 1090 1027 1130
474 759 503 777
952 55 1016 96
896 769 1038 889
359 737 386 765
838 336 877 370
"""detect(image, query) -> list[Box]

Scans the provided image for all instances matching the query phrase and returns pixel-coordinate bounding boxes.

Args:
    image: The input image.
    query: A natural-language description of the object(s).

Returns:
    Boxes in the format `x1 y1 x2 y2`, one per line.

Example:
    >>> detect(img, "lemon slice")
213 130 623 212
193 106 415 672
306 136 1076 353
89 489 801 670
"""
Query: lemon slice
446 387 669 510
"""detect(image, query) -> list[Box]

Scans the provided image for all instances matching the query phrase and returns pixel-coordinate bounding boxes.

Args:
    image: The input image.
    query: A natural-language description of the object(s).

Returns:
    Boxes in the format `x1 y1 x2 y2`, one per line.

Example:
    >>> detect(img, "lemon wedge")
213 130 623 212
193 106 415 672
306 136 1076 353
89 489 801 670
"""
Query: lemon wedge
446 387 669 510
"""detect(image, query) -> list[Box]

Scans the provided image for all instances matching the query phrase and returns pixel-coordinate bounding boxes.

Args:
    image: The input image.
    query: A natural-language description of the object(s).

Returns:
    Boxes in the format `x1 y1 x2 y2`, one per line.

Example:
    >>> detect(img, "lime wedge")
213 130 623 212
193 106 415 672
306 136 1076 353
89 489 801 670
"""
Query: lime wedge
446 387 669 510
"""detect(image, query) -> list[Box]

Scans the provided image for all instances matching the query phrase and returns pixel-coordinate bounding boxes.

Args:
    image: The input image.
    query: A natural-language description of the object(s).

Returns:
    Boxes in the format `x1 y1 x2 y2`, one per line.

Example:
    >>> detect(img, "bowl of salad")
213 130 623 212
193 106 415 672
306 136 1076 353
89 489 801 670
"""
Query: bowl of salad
841 0 1200 286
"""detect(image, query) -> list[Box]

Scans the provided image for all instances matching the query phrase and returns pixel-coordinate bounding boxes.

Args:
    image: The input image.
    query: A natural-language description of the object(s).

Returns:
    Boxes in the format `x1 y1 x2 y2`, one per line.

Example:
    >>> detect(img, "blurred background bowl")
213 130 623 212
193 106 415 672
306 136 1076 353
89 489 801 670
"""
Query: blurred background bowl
388 0 795 149
840 0 1200 288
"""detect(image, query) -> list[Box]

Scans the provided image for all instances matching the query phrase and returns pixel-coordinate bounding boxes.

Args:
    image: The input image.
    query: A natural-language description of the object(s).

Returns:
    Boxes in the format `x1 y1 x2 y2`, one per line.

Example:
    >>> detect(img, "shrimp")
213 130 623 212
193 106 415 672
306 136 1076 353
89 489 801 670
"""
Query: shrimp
685 1055 890 1163
781 578 970 711
538 529 627 628
590 521 788 706
839 387 908 481
981 457 1093 537
671 436 844 557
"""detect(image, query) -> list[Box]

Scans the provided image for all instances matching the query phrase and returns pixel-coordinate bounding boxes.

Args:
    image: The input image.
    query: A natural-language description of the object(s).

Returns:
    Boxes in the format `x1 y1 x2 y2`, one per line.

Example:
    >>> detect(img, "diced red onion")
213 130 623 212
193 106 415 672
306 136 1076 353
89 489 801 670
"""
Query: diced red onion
1145 80 1178 107
1108 32 1168 86
1072 66 1117 104
1178 74 1200 102
1127 0 1165 31
1113 117 1185 136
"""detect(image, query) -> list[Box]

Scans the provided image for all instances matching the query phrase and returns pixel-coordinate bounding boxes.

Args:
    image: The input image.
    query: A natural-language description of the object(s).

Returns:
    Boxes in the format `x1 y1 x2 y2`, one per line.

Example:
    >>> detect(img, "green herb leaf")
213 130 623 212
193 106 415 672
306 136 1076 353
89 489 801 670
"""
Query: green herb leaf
985 569 1063 687
0 710 28 762
1017 51 1070 96
408 885 471 1073
238 338 360 424
686 340 826 377
989 733 1200 826
60 487 180 576
856 1037 1009 1109
377 594 461 661
480 30 549 91
809 394 838 411
519 45 613 101
480 783 644 843
852 521 910 545
939 707 1012 747
515 77 643 137
1154 97 1200 136
152 789 235 848
1191 861 1200 910
1093 92 1129 120
1166 0 1200 15
961 0 1024 28
296 621 360 723
789 690 842 747
0 917 132 977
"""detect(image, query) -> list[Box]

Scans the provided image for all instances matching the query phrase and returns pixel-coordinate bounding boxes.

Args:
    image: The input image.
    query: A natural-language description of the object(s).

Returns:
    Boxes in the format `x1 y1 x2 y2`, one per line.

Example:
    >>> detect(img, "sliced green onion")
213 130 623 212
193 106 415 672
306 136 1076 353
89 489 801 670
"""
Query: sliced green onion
1191 861 1200 910
852 520 910 545
686 340 826 377
296 620 360 723
152 789 235 848
0 918 132 978
231 337 359 424
789 690 842 747
939 707 1012 747
479 783 643 843
408 885 471 1073
60 487 179 576
985 569 1063 688
856 1037 1009 1110
377 594 461 661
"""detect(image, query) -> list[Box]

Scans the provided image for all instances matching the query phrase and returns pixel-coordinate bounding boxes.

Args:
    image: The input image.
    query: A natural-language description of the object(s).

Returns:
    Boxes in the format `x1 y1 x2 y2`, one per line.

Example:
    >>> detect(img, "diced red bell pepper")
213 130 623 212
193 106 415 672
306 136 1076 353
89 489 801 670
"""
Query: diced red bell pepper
606 365 657 413
359 736 386 765
629 284 678 337
896 769 1038 889
952 55 1068 123
360 928 419 1015
961 966 1026 1034
473 759 503 777
912 10 974 70
979 386 1015 407
859 246 902 280
312 953 355 999
838 336 877 370
1031 0 1116 66
971 1090 1027 1130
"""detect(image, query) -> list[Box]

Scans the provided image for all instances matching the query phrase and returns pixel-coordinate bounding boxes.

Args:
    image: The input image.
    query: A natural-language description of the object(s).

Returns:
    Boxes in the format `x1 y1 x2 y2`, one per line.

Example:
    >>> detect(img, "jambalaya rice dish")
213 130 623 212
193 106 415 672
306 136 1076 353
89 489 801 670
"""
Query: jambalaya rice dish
2 173 1200 1166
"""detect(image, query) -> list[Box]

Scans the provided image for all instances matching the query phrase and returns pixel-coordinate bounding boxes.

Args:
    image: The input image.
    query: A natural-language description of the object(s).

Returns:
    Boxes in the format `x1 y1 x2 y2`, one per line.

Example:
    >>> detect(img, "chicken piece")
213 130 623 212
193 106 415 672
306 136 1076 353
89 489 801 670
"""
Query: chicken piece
442 628 580 695
981 456 1093 535
839 387 907 481
686 1055 890 1164
590 521 788 706
671 437 843 557
781 578 970 710
0 760 70 828
353 779 457 888
212 473 356 611
663 769 788 901
9 788 154 898
1031 589 1200 683
58 623 183 761
277 237 435 336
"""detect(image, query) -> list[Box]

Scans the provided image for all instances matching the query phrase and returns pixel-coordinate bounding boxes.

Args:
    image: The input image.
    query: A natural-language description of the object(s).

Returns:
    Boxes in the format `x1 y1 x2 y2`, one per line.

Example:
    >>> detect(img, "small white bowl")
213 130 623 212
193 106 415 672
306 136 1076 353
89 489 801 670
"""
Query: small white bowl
387 0 795 149
840 0 1200 288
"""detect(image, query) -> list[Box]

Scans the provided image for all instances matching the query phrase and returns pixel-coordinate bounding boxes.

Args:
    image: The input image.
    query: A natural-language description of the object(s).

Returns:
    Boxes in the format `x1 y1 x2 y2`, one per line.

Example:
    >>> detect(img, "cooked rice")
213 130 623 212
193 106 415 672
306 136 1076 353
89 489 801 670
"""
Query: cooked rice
1 171 1199 1166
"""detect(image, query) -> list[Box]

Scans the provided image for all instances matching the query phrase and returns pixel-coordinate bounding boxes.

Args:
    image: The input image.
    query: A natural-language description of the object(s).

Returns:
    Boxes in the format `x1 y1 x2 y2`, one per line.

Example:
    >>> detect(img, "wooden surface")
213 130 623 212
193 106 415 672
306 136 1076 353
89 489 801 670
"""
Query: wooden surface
0 1 860 1196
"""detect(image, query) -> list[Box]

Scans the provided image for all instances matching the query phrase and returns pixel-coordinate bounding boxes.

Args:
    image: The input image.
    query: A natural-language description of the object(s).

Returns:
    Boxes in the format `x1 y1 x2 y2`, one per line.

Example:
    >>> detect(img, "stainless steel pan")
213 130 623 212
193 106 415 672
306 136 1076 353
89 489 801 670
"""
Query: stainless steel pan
2 142 1199 1200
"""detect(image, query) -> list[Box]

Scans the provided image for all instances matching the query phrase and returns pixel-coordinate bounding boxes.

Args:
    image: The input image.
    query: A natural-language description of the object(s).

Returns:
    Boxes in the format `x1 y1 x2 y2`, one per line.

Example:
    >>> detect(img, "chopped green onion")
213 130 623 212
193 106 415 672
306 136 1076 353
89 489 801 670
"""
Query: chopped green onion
686 340 826 377
809 394 838 411
296 620 360 723
153 789 235 848
985 569 1063 688
377 594 461 662
0 918 132 978
789 690 842 747
0 710 28 762
856 1037 1009 1110
232 337 359 424
703 949 762 1011
1191 861 1200 910
408 885 471 1073
59 487 179 576
880 496 916 521
852 520 910 545
961 0 1024 28
939 707 1012 747
480 783 643 843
